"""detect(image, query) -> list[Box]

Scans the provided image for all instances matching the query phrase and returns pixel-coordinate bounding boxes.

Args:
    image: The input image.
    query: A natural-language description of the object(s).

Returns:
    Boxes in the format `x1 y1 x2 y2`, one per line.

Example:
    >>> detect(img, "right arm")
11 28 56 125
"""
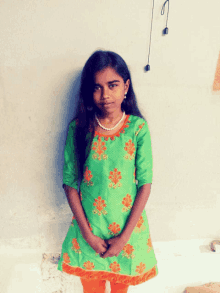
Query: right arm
63 121 108 254
63 184 93 241
64 185 108 254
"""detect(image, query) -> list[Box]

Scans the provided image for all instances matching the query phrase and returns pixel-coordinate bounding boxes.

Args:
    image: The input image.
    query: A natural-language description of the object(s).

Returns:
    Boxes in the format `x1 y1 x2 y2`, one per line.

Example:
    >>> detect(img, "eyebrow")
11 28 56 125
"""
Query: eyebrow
108 80 120 83
94 80 120 86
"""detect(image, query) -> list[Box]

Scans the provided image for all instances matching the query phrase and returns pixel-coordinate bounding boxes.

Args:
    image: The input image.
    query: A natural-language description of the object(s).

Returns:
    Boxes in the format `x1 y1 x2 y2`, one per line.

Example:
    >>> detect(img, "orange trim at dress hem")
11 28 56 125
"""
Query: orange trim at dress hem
61 262 158 286
94 115 131 140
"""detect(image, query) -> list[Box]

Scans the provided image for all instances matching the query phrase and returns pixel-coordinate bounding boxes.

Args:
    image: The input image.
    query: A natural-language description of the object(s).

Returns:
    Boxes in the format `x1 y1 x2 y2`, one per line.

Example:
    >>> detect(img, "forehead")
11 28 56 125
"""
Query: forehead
94 67 123 83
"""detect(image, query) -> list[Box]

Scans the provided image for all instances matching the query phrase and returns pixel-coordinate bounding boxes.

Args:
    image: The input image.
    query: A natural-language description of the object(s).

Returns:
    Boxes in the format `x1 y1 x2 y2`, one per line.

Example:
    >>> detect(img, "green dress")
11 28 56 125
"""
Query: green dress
57 114 158 286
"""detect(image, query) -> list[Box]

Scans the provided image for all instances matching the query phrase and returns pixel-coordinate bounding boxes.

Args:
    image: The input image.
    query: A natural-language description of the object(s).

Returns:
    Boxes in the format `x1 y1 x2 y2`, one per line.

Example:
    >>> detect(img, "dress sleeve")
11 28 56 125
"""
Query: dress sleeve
135 121 153 188
63 120 79 190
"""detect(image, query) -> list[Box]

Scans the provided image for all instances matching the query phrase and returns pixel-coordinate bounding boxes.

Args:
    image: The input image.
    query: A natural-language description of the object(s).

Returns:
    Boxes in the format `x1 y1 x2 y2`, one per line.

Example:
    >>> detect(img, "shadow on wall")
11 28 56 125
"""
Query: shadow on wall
53 69 82 206
35 69 83 252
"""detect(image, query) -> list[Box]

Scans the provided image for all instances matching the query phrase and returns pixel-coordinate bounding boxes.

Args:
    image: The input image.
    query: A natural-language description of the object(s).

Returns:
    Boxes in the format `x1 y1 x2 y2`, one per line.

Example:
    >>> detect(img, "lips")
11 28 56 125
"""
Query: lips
102 103 112 106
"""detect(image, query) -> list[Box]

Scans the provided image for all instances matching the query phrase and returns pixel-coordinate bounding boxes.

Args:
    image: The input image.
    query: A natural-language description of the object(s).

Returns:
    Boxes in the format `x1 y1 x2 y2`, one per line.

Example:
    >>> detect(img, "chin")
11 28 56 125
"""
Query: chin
101 107 115 113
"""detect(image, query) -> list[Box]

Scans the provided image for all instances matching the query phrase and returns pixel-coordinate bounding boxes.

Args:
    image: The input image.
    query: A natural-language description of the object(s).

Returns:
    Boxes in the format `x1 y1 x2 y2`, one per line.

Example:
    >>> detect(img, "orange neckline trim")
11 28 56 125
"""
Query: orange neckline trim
94 115 131 140
62 262 158 286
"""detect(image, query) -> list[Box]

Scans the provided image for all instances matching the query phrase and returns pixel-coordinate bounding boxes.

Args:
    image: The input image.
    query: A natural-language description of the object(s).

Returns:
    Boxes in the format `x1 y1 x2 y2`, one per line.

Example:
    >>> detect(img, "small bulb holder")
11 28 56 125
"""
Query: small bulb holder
162 27 169 35
145 64 150 72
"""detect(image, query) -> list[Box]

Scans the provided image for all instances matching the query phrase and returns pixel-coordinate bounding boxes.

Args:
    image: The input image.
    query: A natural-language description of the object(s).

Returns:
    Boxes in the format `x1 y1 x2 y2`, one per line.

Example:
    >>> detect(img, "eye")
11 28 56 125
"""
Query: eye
94 85 100 92
109 84 117 88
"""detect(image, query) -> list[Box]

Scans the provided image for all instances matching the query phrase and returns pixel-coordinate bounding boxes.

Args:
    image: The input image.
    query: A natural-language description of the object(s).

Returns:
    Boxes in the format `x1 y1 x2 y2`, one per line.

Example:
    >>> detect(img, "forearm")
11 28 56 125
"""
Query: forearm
121 183 151 241
64 185 93 241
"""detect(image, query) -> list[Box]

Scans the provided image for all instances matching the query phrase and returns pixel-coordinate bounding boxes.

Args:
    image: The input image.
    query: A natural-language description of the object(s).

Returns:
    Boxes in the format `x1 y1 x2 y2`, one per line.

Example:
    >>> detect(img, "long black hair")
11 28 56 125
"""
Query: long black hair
73 50 145 180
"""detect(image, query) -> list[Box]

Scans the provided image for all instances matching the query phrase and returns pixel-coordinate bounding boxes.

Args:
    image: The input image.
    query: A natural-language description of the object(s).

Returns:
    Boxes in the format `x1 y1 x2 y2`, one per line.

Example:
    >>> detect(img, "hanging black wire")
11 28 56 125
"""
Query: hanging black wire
161 0 169 35
145 0 170 72
145 0 154 71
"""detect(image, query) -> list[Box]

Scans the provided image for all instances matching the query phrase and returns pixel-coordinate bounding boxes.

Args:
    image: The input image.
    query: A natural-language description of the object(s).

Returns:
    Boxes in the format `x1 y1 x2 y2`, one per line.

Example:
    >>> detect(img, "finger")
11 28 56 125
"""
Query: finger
101 251 110 258
102 245 108 252
102 248 108 255
100 248 107 257
104 239 109 246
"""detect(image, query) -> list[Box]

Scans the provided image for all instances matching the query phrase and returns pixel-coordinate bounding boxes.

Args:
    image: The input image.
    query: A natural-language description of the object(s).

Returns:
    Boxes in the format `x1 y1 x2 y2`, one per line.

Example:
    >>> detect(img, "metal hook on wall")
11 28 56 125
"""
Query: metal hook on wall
161 0 170 35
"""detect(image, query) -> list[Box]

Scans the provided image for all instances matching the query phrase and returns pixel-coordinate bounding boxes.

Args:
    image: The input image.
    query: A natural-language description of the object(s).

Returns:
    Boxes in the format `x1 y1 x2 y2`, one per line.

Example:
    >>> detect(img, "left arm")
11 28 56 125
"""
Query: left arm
120 183 151 242
121 120 153 242
101 120 153 258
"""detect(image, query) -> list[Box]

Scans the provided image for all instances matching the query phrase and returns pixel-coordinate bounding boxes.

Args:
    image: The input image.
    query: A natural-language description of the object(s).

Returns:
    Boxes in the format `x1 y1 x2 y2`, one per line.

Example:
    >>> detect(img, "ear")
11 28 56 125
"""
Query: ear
125 79 130 93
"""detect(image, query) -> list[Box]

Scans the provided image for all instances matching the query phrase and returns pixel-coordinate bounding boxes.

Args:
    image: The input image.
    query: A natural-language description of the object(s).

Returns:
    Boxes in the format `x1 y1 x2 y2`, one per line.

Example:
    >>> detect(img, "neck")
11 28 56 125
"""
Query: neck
96 109 124 124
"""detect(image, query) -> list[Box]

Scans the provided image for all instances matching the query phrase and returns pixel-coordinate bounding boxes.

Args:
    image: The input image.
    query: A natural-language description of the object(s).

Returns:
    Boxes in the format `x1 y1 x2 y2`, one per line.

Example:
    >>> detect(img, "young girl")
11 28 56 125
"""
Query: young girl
57 50 158 293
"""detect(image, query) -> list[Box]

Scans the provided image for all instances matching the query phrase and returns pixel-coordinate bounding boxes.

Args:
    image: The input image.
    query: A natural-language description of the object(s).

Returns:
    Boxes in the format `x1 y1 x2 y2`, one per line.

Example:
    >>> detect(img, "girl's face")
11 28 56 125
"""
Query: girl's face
93 67 130 115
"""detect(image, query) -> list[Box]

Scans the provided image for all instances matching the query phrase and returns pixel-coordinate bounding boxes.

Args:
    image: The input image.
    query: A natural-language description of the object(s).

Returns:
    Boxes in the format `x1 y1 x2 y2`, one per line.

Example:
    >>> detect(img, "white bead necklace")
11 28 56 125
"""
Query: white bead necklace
95 112 125 131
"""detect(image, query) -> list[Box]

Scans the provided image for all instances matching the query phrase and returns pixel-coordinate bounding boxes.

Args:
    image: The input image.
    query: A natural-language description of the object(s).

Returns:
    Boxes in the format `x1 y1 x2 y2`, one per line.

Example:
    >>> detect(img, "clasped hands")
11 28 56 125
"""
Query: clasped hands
87 234 129 258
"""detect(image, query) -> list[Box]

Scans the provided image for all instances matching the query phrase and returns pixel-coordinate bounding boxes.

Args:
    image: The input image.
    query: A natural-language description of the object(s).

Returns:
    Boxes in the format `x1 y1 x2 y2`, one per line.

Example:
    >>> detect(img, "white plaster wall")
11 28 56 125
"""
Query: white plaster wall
0 0 220 252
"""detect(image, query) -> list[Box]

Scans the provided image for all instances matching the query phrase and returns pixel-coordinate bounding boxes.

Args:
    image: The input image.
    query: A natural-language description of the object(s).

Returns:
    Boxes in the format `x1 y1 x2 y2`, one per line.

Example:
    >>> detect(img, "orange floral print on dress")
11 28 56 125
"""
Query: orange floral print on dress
109 168 122 188
122 244 135 259
72 238 81 254
92 137 108 160
147 236 153 253
109 261 121 273
122 194 132 212
135 122 145 136
83 261 95 270
134 215 146 233
92 196 107 216
63 253 71 264
83 167 94 186
108 222 121 236
124 139 135 160
62 262 158 285
135 262 146 274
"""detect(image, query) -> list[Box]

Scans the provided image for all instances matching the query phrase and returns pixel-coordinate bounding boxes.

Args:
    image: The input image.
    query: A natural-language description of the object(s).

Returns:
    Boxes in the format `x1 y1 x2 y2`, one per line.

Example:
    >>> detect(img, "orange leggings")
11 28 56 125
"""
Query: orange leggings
80 277 129 293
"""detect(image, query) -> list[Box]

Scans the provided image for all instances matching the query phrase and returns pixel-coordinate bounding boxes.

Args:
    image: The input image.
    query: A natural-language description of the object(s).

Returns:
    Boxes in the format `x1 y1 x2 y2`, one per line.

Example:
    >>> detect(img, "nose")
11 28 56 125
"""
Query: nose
101 86 110 99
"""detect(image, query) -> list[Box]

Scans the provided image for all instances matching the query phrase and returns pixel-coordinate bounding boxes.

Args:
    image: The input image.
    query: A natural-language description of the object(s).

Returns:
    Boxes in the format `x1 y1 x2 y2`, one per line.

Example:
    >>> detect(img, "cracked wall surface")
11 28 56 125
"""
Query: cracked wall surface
41 254 112 293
